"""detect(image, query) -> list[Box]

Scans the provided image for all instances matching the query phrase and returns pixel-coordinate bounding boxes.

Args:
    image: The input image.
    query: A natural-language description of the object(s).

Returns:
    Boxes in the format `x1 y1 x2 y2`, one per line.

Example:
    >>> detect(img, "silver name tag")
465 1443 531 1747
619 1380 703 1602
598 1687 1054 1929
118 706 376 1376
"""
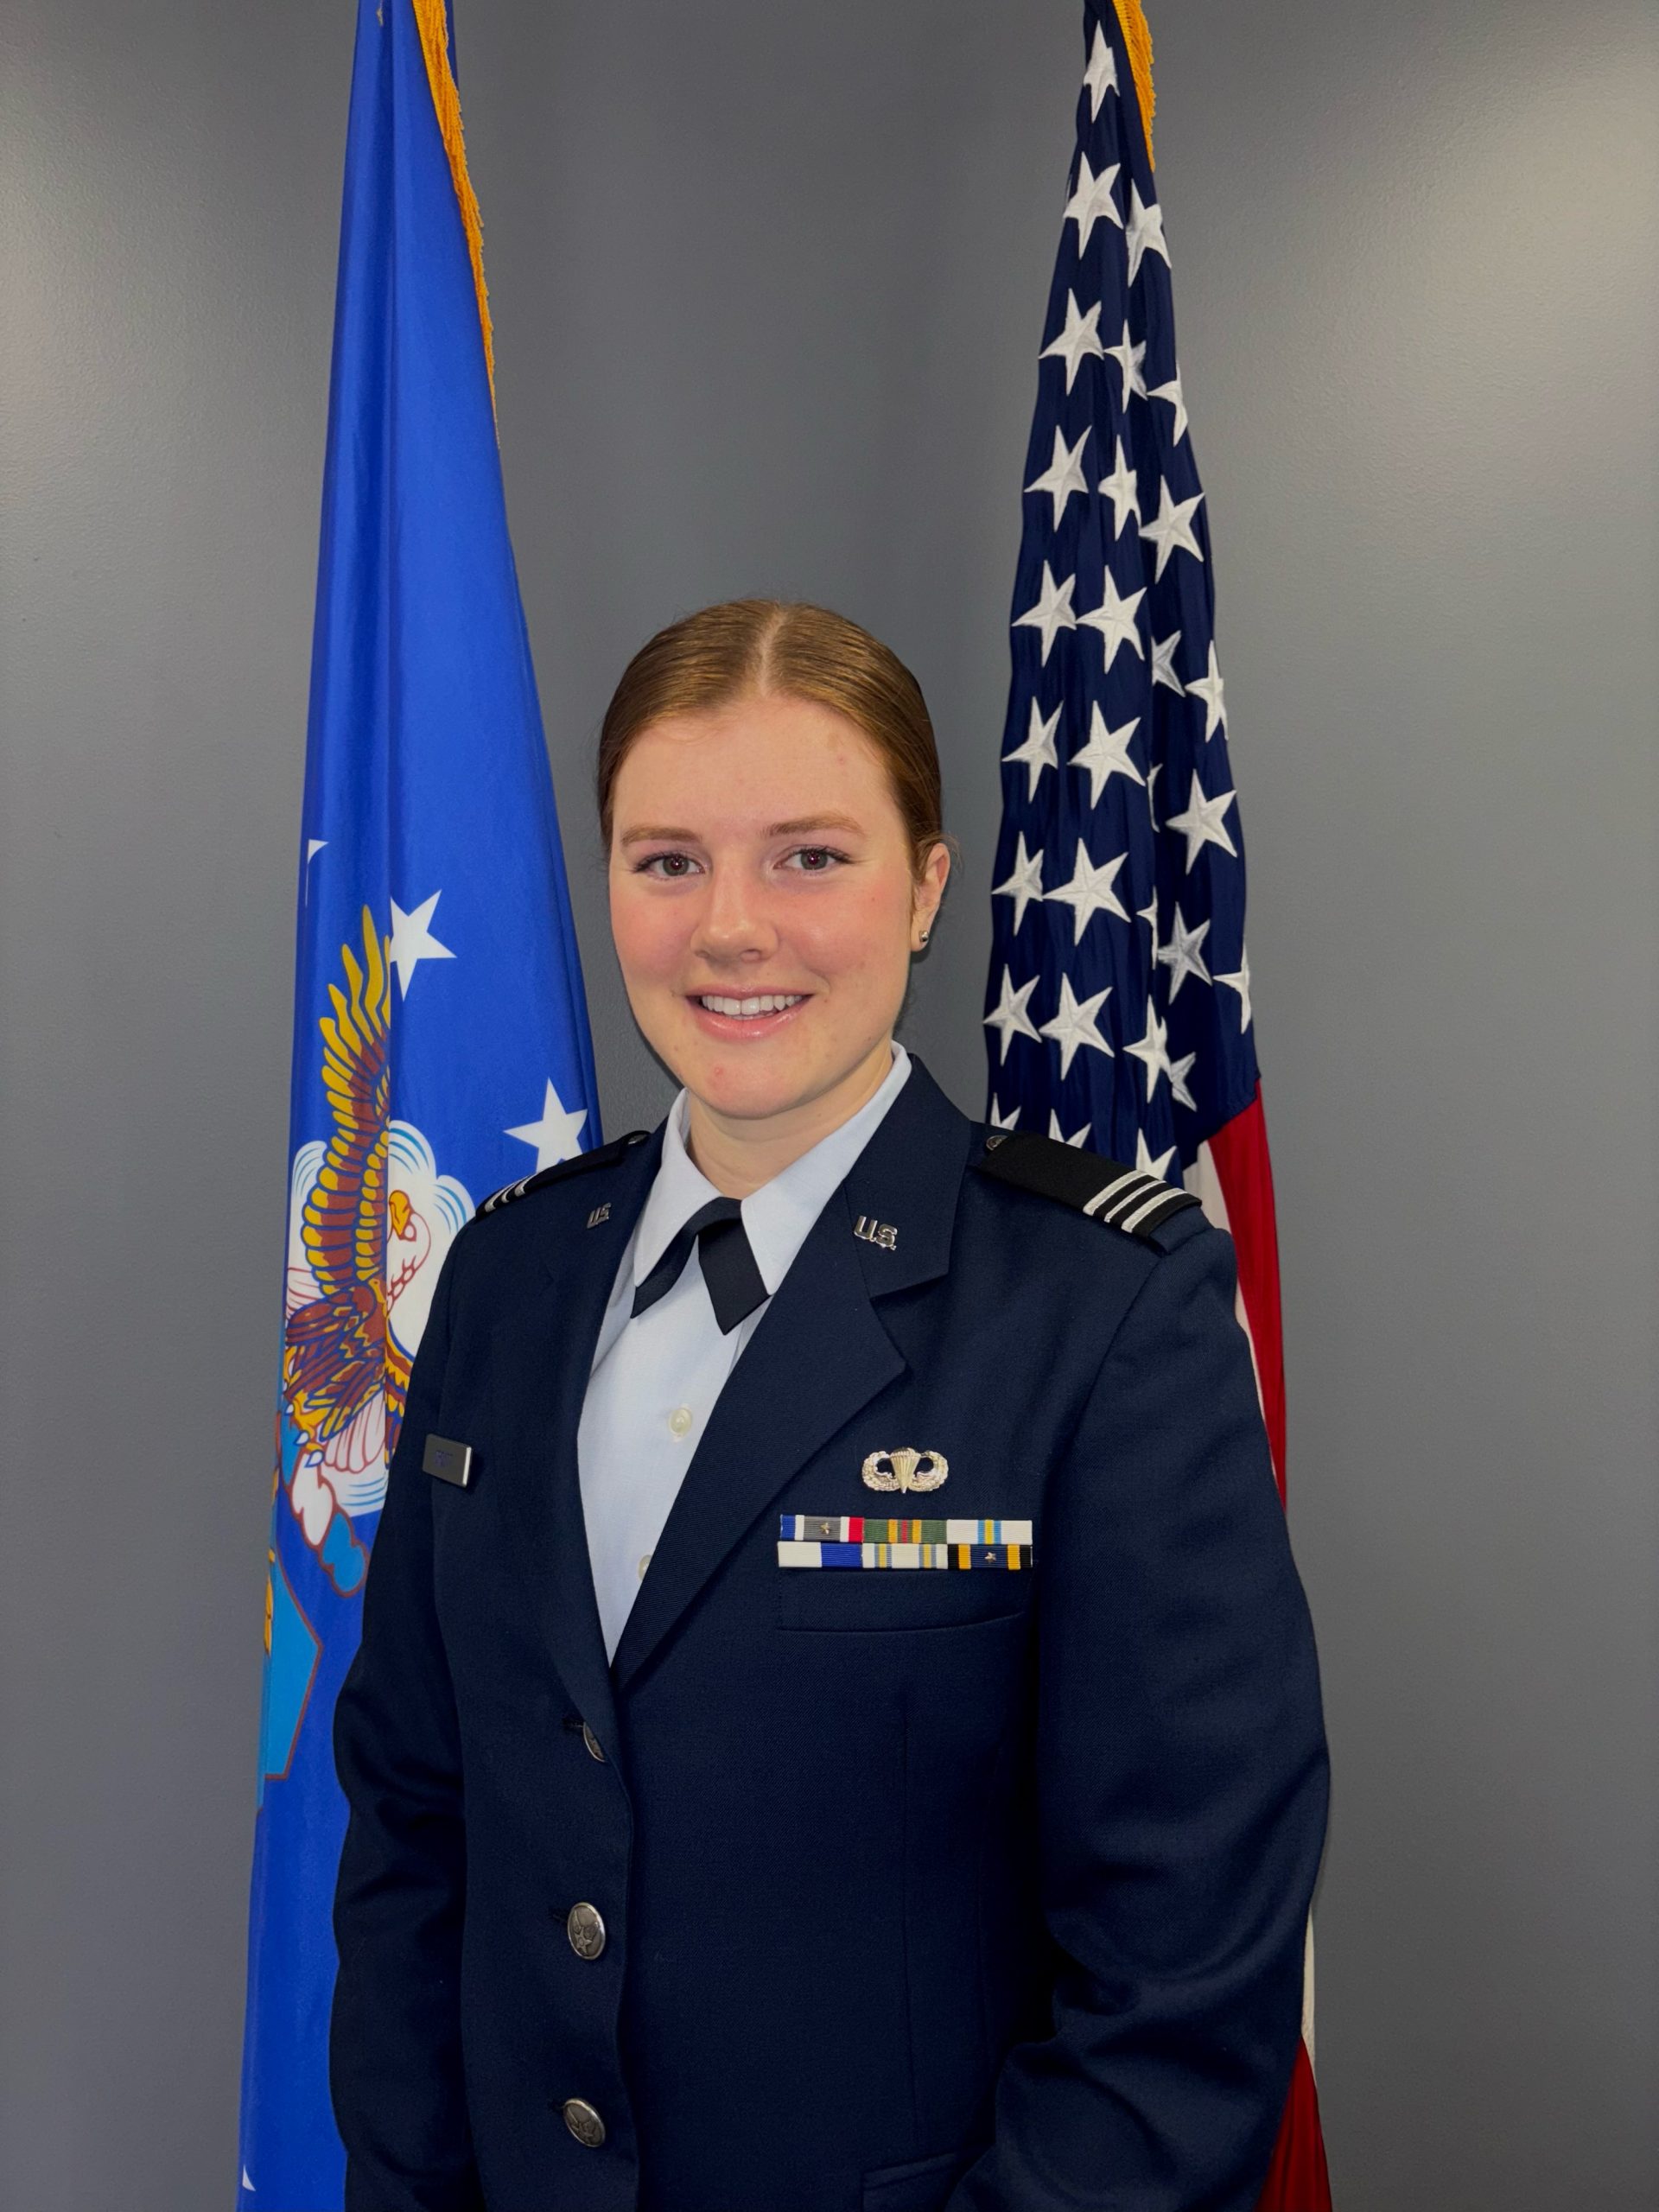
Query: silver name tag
423 1433 473 1489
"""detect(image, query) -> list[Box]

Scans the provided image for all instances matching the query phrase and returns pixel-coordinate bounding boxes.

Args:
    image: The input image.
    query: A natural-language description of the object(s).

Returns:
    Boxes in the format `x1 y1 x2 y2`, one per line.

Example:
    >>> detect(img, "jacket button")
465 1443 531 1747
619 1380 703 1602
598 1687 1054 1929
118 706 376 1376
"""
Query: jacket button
562 2097 605 2149
566 1902 607 1960
581 1720 606 1763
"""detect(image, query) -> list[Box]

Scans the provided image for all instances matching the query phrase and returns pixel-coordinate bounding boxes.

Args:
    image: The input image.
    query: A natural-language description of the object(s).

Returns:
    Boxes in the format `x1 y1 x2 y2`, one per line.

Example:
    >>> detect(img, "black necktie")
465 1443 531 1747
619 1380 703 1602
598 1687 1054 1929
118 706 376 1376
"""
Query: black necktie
631 1196 769 1335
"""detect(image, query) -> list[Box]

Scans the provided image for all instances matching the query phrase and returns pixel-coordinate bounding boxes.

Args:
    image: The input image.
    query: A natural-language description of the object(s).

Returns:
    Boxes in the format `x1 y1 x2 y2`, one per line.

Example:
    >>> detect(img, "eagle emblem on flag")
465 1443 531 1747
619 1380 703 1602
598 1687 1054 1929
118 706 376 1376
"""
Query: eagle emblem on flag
278 906 470 1592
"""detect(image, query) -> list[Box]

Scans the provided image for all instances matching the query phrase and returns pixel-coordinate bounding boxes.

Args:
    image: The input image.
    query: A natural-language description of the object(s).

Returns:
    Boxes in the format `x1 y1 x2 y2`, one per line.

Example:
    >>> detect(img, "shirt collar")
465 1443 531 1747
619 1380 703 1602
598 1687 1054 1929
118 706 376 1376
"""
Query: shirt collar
632 1043 912 1299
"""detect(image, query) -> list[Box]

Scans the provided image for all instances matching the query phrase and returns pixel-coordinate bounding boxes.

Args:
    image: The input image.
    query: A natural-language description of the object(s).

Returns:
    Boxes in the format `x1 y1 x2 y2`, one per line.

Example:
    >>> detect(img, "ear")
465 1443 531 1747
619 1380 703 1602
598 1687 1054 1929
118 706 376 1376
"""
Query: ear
910 839 951 949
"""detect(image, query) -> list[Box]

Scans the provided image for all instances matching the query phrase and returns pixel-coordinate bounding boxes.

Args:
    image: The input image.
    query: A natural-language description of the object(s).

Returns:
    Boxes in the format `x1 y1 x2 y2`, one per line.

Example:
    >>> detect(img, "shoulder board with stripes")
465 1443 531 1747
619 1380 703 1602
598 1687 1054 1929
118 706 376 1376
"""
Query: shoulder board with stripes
972 1129 1199 1241
474 1128 650 1218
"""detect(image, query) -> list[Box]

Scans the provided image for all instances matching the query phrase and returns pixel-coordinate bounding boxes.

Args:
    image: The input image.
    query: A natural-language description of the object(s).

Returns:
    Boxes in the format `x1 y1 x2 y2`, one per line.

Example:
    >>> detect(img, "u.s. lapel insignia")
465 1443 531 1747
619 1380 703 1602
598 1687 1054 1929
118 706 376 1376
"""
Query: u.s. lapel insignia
853 1214 898 1250
861 1447 949 1493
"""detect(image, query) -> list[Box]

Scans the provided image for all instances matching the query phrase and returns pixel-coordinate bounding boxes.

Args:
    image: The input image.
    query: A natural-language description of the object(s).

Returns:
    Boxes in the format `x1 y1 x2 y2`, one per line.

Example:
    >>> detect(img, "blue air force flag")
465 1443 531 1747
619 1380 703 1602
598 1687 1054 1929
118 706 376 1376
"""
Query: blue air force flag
236 4 600 2200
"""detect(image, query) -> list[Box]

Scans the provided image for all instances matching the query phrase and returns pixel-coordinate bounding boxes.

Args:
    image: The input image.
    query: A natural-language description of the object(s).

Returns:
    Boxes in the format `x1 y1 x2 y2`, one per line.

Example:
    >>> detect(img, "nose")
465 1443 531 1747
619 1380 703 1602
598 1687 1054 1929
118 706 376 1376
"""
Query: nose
692 861 778 965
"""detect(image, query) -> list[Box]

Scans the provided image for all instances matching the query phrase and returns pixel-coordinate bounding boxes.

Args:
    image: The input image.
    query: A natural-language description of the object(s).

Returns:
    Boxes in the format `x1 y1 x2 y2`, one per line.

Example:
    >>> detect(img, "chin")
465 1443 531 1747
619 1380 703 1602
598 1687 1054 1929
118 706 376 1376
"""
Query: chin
679 1052 820 1123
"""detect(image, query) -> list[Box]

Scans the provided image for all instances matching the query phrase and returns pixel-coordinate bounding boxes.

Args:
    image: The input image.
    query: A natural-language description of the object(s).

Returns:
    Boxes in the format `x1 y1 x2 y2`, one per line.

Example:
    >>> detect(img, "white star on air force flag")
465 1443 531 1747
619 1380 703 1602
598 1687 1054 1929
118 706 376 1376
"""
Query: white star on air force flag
506 1080 588 1171
389 890 454 995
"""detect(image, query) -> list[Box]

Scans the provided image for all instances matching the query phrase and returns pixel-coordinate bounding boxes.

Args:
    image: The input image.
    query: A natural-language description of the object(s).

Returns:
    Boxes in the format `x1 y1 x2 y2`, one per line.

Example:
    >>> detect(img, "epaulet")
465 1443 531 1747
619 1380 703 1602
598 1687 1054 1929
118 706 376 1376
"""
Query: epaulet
474 1129 651 1219
972 1129 1200 1242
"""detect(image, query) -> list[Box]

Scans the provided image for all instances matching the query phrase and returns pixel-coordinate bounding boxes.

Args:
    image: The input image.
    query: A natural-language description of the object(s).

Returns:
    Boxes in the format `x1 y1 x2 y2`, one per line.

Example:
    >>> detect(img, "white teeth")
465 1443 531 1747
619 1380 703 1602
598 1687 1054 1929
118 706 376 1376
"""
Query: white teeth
696 993 804 1018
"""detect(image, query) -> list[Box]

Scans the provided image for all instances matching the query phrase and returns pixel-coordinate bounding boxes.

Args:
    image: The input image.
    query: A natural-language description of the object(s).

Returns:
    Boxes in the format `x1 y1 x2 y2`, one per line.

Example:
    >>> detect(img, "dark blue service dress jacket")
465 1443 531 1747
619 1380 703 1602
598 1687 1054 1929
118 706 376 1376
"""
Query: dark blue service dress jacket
331 1056 1328 2212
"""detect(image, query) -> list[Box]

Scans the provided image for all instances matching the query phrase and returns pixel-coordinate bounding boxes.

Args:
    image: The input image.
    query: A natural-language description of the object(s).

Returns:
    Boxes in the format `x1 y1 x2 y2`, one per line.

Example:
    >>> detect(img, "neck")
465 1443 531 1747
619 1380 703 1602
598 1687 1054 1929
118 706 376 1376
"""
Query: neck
683 1039 895 1199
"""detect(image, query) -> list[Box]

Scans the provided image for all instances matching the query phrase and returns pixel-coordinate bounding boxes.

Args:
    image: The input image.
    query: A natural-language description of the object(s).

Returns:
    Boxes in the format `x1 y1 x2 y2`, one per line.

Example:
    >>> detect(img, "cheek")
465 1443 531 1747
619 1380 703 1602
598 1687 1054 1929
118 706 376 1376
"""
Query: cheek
796 875 912 978
609 880 688 982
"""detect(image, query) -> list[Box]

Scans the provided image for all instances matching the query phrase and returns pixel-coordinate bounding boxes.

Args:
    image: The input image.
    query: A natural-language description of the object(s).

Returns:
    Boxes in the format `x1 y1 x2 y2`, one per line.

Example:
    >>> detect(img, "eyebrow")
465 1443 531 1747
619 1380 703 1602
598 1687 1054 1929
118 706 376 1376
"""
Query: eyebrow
618 811 867 848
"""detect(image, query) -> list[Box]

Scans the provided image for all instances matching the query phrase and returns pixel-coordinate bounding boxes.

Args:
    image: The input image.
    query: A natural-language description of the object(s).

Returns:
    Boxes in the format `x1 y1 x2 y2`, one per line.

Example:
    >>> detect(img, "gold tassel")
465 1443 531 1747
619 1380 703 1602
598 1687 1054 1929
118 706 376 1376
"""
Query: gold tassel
1110 0 1157 170
410 0 496 403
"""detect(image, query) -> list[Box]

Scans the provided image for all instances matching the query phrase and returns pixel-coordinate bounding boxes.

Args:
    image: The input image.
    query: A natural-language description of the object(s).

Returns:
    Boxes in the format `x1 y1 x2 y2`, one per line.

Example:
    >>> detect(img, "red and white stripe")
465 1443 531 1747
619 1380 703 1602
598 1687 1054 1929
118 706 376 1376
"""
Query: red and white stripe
1188 1083 1332 2212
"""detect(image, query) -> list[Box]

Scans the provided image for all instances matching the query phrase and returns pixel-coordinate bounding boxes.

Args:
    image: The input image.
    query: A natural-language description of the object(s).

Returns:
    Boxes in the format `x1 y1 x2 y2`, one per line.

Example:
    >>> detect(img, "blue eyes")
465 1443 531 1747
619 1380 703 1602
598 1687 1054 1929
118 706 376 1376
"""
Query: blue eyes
632 846 850 880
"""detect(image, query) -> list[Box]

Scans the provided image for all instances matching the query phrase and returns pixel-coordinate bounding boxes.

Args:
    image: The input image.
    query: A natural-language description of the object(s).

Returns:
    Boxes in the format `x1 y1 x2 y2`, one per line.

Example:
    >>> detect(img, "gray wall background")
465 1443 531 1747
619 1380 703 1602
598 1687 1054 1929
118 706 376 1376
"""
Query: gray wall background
3 2 1655 2206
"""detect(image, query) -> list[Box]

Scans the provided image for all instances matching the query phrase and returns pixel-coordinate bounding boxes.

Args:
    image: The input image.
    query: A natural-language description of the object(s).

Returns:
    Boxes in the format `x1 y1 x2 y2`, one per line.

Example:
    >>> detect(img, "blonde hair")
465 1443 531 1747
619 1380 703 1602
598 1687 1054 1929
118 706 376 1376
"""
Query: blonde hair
596 600 945 880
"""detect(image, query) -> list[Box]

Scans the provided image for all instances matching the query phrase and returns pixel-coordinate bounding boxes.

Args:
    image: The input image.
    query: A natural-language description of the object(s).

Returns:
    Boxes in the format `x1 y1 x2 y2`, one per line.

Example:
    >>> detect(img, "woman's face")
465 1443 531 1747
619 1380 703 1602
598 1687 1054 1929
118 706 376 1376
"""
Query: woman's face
608 691 948 1129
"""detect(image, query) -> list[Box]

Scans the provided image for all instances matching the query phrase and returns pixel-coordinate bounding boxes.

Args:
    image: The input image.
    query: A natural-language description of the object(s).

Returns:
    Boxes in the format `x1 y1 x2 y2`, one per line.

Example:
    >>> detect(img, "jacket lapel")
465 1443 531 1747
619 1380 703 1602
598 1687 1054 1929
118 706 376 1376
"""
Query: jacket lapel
610 1058 975 1694
488 1128 663 1758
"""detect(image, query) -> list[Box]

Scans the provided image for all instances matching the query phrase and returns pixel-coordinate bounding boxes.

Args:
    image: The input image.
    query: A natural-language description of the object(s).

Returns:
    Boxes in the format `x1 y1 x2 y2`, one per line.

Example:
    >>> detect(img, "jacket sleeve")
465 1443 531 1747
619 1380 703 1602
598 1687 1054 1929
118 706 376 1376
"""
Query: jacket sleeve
330 1236 484 2212
950 1214 1329 2212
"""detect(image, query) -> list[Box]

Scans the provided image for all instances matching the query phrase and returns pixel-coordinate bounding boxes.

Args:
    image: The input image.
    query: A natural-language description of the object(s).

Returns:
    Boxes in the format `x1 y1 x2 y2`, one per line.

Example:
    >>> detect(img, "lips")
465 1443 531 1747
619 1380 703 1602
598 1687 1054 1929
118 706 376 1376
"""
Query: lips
682 988 811 1040
692 992 804 1019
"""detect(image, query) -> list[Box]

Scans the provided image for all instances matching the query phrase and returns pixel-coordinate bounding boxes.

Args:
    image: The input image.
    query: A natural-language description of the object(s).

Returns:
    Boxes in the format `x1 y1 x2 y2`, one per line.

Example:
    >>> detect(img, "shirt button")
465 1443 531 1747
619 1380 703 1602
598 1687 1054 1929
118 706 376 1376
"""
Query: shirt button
562 2097 606 2148
580 1721 606 1763
566 1901 607 1960
638 1553 652 1580
667 1405 694 1439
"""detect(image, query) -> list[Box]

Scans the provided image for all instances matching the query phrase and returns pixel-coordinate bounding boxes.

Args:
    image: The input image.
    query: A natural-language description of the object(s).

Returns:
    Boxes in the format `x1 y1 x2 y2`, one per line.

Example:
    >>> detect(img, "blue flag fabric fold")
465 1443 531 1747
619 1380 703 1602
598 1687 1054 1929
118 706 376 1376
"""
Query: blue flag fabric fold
237 6 599 2200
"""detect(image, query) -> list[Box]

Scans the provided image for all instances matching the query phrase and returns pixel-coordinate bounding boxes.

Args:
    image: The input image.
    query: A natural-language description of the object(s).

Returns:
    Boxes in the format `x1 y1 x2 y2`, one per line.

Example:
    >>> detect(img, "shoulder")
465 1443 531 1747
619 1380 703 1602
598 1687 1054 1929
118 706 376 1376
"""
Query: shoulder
469 1128 653 1222
967 1128 1205 1258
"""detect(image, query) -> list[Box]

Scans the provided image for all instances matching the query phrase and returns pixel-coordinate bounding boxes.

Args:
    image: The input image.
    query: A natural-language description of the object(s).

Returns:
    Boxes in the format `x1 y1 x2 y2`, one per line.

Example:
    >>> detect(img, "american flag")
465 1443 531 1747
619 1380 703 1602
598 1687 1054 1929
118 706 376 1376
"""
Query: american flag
982 7 1332 2204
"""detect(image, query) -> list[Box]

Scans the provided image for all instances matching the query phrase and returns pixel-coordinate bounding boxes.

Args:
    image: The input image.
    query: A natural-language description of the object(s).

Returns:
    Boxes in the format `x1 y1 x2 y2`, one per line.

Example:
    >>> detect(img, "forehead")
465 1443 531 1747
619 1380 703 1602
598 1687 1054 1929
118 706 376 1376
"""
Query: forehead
613 693 895 821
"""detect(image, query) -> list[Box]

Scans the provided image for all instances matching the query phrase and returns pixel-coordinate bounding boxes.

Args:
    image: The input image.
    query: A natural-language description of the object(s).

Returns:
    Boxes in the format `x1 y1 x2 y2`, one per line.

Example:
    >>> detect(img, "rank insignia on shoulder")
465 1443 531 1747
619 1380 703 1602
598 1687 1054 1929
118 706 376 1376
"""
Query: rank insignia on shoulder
475 1129 649 1218
974 1129 1199 1241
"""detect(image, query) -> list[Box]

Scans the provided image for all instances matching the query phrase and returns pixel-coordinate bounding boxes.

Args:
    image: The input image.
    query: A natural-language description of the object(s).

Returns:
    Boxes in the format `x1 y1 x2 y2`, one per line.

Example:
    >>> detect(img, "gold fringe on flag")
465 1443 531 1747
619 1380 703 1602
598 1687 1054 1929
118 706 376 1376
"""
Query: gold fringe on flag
411 0 496 402
1110 0 1157 169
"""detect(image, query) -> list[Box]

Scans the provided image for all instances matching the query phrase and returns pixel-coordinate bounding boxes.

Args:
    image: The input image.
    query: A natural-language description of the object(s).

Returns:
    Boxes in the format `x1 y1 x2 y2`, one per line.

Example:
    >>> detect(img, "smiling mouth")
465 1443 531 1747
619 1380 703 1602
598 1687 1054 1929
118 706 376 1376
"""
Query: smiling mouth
690 992 806 1020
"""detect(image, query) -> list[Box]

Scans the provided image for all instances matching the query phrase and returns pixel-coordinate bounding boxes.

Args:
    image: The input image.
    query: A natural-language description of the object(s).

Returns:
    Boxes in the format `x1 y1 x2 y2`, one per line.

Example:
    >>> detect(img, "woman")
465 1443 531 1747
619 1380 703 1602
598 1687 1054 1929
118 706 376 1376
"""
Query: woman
331 601 1328 2212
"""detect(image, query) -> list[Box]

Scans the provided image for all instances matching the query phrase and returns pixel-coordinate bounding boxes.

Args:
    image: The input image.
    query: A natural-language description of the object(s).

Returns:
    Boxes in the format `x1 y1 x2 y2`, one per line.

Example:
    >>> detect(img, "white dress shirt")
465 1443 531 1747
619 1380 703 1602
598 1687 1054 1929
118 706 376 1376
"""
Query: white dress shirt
577 1043 912 1659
